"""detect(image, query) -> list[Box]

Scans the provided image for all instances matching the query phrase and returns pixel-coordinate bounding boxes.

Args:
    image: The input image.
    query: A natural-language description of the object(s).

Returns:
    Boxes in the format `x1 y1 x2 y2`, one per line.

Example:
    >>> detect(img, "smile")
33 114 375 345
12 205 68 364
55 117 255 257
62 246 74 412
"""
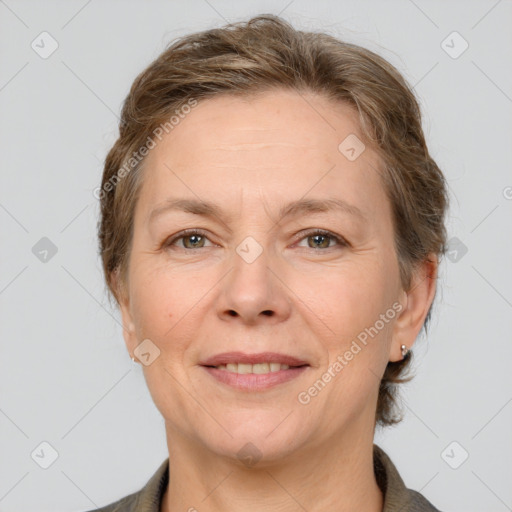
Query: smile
201 364 309 391
210 362 295 373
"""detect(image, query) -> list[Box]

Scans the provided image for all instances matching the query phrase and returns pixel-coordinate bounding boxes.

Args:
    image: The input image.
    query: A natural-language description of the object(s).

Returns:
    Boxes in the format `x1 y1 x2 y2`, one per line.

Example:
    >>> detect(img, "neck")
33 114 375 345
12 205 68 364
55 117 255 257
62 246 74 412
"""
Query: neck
160 422 383 512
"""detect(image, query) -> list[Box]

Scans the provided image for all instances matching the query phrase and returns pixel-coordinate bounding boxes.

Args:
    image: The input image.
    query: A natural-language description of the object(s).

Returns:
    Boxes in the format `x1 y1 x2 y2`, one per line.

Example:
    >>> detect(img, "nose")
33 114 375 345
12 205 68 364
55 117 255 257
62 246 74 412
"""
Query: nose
217 240 292 325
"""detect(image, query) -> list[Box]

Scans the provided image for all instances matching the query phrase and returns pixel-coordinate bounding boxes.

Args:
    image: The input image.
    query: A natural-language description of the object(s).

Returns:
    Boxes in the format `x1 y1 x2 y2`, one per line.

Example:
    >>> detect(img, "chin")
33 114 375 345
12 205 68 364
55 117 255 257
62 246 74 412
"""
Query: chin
210 435 301 468
207 416 305 462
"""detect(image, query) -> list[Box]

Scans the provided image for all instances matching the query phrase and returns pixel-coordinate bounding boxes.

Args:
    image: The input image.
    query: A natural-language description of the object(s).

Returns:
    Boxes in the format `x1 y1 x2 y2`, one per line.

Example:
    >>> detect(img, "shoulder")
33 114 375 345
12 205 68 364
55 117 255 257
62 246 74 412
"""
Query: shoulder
408 489 443 512
373 444 443 512
81 457 169 512
83 491 140 512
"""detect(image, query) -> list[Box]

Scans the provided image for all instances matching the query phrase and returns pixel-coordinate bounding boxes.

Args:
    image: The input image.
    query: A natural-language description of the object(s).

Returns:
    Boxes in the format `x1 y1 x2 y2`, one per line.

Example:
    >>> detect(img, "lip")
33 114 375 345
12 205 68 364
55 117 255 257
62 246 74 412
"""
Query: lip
202 365 309 391
199 351 309 367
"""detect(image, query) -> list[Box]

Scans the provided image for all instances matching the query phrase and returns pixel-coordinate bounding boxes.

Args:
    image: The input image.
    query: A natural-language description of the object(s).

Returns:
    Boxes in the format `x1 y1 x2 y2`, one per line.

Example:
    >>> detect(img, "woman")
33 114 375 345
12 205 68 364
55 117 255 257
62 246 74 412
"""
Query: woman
91 14 447 512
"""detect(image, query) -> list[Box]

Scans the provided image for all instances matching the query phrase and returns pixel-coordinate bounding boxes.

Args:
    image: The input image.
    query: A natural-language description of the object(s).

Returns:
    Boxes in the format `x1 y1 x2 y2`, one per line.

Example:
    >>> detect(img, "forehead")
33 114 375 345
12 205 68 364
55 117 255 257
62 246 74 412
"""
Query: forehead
137 90 389 224
166 90 363 153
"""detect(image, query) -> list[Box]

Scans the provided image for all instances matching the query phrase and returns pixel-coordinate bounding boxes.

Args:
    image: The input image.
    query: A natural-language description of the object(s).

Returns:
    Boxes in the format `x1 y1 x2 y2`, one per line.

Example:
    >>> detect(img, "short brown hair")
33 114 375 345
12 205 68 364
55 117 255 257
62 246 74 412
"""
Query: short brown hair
98 14 448 427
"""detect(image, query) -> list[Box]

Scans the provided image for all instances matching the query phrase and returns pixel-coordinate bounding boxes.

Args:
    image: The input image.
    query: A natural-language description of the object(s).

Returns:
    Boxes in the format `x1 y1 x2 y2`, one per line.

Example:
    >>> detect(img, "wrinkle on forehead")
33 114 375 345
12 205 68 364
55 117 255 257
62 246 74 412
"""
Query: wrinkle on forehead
211 142 318 151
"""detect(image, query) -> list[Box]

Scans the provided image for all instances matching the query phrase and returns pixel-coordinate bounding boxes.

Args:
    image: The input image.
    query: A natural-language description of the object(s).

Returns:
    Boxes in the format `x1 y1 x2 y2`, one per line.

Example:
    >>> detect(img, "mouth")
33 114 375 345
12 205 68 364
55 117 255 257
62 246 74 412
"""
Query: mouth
204 362 307 373
199 351 309 372
199 352 310 391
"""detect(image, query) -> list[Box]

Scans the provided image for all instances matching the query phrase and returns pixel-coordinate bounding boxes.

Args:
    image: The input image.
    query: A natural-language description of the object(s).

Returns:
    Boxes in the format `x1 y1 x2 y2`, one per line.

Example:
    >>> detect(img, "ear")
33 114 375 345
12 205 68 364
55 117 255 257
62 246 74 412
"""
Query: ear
389 254 438 362
111 268 138 357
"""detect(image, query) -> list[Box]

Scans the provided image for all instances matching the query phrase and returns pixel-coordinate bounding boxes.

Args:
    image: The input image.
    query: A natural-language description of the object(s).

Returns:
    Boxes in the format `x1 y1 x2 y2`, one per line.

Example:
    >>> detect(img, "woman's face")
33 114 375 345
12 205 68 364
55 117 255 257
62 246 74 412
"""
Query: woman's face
118 89 430 463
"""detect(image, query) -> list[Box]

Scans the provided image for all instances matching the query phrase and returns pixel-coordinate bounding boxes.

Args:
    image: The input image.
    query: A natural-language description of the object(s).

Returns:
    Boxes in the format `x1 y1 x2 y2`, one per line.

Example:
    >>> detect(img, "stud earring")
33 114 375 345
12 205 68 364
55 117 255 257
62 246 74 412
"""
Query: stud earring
401 344 409 359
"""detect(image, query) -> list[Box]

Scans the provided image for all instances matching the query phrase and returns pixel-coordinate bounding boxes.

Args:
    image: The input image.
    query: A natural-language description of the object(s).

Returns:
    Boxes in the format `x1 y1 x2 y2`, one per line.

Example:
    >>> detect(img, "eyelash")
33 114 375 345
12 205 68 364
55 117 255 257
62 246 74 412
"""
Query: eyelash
162 228 348 251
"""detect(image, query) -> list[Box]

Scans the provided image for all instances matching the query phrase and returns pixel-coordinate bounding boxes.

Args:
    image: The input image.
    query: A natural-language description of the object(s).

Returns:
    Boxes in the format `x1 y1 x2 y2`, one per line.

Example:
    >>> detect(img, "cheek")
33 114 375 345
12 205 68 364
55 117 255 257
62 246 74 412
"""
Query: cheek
316 259 393 346
129 263 213 352
129 267 180 340
310 263 398 415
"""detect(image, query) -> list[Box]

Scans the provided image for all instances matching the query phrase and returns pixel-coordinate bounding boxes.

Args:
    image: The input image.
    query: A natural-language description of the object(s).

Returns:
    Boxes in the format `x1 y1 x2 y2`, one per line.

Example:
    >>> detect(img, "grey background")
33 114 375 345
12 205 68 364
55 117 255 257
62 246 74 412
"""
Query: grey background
1 1 511 511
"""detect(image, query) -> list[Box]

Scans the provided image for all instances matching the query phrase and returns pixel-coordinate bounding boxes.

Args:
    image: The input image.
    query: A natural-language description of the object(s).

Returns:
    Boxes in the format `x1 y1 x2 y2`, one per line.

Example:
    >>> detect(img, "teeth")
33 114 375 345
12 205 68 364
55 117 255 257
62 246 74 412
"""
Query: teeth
214 362 292 373
237 363 252 374
270 362 281 372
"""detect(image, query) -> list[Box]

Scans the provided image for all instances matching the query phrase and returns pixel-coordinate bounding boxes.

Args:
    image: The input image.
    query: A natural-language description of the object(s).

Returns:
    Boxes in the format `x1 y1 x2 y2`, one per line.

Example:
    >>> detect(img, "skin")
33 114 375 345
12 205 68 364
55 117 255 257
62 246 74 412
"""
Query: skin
115 89 437 512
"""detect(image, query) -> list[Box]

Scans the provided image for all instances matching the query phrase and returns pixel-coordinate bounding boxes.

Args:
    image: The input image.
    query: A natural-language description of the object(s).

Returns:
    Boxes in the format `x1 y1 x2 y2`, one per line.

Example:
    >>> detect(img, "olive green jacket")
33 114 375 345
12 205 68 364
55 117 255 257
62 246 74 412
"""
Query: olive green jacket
86 444 441 511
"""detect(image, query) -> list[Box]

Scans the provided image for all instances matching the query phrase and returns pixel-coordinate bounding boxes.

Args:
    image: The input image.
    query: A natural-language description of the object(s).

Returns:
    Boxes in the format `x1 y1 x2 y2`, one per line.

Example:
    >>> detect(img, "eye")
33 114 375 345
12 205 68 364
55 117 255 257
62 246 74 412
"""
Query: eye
162 228 348 252
163 229 213 250
295 229 348 250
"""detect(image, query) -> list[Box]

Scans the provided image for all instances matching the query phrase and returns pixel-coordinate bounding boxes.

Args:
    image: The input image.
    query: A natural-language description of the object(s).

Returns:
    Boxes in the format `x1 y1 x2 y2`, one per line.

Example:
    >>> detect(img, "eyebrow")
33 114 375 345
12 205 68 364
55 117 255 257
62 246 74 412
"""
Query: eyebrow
147 197 366 225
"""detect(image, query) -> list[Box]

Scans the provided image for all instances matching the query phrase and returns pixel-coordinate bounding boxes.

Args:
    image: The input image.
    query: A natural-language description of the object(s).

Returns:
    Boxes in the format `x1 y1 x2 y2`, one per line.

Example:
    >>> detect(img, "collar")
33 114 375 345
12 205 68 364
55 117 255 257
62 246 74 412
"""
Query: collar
98 444 440 511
